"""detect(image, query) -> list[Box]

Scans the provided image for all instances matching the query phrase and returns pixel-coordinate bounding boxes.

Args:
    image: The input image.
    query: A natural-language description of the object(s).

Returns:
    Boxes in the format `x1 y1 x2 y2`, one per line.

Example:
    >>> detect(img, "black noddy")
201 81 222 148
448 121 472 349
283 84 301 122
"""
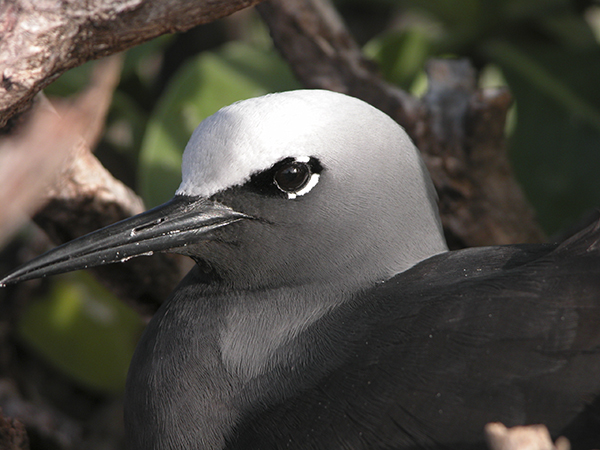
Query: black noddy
2 90 600 450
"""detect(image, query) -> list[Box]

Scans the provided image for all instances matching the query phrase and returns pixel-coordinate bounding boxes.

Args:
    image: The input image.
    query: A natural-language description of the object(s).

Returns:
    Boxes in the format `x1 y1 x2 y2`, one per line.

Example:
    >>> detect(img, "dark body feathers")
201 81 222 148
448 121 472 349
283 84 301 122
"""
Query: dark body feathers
225 223 600 450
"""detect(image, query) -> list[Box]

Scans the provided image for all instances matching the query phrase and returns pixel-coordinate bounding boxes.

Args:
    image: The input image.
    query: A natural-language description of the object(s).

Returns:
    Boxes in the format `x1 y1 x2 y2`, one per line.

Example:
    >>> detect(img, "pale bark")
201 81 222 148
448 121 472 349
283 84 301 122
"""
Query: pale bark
0 0 264 127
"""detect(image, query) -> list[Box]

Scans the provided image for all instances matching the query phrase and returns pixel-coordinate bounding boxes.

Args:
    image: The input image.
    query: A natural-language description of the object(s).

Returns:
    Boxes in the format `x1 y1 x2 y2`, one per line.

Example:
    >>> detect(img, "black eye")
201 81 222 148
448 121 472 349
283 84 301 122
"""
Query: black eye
274 162 311 193
243 157 322 198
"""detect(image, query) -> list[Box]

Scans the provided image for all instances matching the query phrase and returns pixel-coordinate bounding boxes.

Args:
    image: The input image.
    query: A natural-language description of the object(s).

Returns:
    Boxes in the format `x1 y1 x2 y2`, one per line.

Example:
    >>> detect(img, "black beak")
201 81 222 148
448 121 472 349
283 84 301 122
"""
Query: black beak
0 195 249 286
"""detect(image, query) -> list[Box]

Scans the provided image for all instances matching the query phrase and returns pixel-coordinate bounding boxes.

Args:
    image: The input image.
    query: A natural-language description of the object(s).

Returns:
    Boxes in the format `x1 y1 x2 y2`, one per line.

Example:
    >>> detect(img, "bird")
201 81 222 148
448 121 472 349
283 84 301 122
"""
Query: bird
2 89 600 450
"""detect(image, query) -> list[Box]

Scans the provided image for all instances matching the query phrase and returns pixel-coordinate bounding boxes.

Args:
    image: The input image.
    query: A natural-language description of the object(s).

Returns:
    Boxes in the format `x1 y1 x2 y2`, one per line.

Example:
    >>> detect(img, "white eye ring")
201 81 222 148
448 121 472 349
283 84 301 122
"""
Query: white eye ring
286 173 320 199
275 156 320 199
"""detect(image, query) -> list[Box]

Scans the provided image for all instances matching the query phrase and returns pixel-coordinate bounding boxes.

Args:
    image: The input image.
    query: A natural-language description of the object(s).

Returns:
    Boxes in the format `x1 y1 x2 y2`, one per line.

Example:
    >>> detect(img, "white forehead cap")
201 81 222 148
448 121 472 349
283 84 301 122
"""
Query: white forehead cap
176 90 386 198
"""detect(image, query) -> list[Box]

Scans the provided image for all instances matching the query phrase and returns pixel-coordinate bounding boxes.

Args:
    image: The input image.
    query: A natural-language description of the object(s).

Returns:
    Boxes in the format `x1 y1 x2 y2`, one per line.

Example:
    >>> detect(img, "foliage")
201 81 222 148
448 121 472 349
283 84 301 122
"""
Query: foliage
18 272 143 393
366 0 600 234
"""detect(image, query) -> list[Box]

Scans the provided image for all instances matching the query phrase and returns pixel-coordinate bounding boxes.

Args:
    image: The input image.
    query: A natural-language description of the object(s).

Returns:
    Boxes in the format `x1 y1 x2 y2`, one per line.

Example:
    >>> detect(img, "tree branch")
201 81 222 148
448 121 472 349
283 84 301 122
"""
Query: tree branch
0 56 186 316
0 0 264 128
0 406 29 450
256 0 422 137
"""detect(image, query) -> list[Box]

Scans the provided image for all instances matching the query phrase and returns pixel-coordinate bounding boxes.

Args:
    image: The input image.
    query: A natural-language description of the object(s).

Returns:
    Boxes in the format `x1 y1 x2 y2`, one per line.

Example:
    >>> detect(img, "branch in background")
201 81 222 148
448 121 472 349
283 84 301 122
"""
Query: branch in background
7 56 187 316
0 95 72 249
258 0 546 247
0 0 264 128
32 143 187 317
422 60 545 246
33 55 184 316
0 56 125 248
256 0 422 138
0 380 79 450
0 406 29 450
485 423 570 450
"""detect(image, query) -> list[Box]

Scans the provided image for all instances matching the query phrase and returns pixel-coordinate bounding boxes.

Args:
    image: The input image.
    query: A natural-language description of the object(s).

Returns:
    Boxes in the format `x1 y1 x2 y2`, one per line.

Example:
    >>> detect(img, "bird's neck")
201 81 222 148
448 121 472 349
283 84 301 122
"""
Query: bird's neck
124 272 238 450
124 266 355 450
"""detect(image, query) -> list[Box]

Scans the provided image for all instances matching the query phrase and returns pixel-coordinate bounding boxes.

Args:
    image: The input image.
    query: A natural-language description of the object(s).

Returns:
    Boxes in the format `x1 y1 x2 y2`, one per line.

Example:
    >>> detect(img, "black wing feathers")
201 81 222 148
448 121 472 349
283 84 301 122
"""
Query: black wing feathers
230 221 600 450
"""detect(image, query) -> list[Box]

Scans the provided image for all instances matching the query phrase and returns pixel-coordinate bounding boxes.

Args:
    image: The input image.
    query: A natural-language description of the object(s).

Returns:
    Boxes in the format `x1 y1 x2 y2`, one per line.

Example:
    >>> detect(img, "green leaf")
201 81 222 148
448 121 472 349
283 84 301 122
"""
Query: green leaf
18 272 144 393
482 39 600 132
492 41 600 233
44 62 95 98
364 29 432 91
121 35 172 87
138 42 300 207
363 1 600 233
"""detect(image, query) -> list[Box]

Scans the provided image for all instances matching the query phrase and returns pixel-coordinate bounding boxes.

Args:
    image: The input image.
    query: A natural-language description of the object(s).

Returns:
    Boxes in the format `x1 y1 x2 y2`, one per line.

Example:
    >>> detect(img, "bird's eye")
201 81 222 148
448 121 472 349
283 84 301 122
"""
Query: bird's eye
244 157 322 199
274 162 311 193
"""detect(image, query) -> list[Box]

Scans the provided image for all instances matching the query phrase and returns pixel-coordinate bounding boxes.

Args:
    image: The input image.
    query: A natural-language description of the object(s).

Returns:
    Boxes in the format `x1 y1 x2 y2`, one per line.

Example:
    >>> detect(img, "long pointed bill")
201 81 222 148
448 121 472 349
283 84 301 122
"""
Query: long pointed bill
0 195 250 286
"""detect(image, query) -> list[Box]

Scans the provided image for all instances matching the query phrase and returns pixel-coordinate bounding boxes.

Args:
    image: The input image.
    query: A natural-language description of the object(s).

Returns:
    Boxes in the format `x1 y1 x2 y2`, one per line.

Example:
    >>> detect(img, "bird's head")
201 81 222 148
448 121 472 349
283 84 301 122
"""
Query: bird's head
1 90 447 291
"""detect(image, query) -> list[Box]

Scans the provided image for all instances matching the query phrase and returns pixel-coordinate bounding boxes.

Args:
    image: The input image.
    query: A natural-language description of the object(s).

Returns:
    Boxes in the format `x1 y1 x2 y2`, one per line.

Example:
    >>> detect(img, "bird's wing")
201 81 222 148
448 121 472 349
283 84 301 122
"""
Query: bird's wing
364 222 600 448
230 221 600 450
